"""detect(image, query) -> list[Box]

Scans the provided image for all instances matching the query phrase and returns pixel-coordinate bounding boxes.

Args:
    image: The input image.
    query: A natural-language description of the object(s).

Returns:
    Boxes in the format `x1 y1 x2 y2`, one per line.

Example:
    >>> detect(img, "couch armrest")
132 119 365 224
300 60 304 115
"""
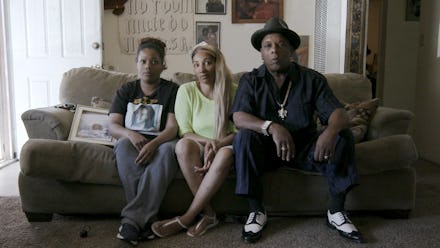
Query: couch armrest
366 107 414 140
21 107 74 140
355 134 418 175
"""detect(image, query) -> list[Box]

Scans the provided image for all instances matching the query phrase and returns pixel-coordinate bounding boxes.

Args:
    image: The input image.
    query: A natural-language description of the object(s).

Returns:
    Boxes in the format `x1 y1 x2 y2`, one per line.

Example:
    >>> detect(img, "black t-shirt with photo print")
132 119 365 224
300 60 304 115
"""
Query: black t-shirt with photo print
109 79 178 133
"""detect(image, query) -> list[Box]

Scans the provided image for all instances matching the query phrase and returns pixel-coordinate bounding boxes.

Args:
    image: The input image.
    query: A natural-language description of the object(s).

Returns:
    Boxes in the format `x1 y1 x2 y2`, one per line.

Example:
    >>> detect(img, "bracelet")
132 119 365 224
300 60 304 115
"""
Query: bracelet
261 120 273 136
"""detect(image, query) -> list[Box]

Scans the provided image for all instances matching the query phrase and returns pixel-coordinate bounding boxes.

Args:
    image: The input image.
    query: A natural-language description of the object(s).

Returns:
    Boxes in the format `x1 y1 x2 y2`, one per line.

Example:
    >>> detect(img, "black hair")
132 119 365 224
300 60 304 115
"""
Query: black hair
136 37 167 68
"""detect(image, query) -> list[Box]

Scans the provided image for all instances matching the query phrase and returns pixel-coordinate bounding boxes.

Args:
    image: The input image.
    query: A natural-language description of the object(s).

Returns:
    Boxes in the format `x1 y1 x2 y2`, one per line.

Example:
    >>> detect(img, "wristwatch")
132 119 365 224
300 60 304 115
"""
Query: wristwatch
261 120 273 136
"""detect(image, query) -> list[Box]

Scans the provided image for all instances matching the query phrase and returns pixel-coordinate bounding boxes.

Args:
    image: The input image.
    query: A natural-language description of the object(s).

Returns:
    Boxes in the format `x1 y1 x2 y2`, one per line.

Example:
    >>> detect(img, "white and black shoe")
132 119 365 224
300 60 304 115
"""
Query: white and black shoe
242 211 267 243
327 210 364 243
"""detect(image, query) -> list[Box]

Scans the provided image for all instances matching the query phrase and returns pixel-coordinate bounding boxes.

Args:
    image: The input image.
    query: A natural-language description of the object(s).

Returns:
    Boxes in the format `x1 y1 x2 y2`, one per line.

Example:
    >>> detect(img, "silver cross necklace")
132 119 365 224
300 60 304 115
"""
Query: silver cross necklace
276 80 292 120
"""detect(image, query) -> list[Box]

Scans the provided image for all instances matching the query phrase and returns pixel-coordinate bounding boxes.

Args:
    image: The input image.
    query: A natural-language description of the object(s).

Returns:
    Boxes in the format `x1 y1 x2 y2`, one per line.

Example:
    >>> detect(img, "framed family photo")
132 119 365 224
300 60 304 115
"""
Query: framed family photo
232 0 283 23
405 0 421 21
196 0 226 15
68 105 115 146
196 21 221 48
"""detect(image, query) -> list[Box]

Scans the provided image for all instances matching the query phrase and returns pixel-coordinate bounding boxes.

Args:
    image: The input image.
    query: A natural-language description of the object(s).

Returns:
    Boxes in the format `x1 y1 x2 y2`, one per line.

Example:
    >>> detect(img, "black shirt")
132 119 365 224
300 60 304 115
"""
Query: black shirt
109 79 179 132
231 62 342 148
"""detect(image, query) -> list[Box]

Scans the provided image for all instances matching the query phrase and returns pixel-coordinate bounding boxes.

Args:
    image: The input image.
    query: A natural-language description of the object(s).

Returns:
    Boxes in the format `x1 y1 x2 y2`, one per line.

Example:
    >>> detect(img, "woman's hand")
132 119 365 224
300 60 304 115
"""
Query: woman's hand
135 140 158 165
194 139 219 175
127 131 149 152
125 131 156 165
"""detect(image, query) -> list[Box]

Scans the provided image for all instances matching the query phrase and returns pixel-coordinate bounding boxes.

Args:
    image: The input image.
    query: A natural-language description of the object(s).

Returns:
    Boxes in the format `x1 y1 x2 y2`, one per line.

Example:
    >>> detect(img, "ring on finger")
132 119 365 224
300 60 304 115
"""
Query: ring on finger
324 155 329 159
281 146 287 151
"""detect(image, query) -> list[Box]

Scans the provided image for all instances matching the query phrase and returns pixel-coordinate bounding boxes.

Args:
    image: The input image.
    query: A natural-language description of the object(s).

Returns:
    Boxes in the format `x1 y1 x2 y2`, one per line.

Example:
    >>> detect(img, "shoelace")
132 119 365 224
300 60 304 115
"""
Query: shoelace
334 212 352 225
246 212 256 225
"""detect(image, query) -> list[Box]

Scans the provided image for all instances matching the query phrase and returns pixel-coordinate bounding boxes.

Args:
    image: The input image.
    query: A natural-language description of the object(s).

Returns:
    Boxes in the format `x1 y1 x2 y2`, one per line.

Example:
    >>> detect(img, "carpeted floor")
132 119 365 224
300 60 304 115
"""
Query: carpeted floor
1 160 440 248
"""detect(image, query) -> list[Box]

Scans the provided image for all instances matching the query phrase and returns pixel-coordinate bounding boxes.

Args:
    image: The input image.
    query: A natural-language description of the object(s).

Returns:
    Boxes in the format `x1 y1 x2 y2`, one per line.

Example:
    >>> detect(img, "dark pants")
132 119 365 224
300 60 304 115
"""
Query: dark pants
233 129 358 202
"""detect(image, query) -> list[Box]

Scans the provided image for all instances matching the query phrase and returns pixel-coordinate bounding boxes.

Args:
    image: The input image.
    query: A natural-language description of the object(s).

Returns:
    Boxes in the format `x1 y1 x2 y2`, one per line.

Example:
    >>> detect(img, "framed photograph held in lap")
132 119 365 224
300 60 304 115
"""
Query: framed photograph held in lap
68 105 115 146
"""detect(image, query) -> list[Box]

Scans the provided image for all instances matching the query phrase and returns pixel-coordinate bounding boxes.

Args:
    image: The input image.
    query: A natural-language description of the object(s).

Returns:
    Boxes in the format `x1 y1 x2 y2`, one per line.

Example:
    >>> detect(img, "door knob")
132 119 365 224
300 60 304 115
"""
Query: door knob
92 42 100 49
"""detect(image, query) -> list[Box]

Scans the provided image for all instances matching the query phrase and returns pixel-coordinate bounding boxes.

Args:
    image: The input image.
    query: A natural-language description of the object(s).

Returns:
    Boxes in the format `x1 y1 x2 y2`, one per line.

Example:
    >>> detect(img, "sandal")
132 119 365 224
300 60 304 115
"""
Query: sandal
151 217 188 238
186 214 219 237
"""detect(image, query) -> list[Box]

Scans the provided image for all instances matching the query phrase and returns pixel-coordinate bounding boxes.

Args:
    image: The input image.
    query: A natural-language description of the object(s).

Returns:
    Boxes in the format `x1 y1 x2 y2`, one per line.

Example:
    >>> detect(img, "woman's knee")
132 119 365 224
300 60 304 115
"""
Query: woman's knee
212 147 234 171
156 139 177 156
114 137 131 149
114 137 136 156
175 138 199 157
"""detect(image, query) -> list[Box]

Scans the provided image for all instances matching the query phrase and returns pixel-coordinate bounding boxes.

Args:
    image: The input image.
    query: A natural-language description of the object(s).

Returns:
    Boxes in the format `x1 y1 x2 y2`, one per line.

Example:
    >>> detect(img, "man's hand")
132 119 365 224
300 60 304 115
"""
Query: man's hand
314 129 337 162
269 123 295 161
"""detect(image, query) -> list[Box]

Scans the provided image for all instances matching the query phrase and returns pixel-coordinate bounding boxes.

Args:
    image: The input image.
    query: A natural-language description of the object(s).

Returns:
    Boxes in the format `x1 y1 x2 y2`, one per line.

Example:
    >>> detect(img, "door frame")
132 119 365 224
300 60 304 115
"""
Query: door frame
0 0 17 165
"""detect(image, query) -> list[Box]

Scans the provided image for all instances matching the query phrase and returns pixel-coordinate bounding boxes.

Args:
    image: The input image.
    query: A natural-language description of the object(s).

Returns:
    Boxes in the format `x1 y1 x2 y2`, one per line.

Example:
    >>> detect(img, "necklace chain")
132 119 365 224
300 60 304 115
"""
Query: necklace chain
276 81 292 120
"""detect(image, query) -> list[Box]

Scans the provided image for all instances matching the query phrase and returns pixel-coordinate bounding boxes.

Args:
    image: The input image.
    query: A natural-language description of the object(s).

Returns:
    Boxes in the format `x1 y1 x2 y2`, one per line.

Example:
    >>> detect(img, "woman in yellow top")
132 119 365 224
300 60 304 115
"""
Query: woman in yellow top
152 42 237 238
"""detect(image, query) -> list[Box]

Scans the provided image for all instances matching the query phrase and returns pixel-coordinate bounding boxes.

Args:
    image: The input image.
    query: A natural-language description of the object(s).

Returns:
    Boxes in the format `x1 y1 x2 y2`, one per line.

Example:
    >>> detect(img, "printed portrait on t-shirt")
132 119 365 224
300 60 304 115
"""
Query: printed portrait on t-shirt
125 103 163 135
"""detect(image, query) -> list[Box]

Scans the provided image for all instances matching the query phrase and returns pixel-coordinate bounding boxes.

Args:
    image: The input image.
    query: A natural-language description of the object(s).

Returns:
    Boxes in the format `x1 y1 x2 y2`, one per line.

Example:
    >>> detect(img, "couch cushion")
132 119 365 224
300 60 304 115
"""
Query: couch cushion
91 96 112 109
354 134 418 175
324 73 372 104
60 67 138 106
20 139 121 186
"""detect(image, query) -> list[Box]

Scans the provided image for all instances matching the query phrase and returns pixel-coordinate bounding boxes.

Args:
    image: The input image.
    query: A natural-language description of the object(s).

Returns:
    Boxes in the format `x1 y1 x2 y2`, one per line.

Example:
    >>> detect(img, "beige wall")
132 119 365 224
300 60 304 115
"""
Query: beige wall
102 1 316 79
382 1 419 113
102 1 350 79
414 0 440 163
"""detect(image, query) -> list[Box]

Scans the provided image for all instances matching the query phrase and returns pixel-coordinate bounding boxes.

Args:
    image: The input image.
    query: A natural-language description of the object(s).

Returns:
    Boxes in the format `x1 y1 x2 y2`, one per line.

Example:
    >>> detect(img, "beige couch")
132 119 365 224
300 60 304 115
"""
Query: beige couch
19 67 418 222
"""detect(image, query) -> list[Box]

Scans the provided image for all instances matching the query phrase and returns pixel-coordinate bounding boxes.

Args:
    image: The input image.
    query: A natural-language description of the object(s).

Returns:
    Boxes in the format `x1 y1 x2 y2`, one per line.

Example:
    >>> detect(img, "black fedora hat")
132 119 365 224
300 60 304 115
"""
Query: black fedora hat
251 17 300 51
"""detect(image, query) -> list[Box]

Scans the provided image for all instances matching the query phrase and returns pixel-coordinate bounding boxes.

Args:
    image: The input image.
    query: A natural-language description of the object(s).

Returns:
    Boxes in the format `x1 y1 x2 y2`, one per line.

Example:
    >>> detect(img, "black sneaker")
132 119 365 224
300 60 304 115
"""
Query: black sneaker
116 223 139 246
138 223 155 241
242 211 267 243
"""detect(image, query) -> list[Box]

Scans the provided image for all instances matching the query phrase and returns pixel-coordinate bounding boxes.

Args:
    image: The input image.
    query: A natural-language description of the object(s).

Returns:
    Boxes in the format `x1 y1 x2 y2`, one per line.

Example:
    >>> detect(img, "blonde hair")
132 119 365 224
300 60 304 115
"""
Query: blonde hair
191 43 233 139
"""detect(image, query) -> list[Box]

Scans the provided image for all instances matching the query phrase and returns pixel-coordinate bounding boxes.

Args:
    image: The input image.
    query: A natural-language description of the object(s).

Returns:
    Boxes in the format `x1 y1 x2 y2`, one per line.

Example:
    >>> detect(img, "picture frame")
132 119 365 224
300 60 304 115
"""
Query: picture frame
196 0 226 15
232 0 283 23
294 36 309 67
68 105 115 146
405 0 421 22
195 21 221 48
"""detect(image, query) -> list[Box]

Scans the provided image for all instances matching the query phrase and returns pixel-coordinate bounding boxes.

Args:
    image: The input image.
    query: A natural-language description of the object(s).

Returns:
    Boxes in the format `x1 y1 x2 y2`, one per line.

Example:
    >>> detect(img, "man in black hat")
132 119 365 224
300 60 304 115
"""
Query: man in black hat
231 17 363 244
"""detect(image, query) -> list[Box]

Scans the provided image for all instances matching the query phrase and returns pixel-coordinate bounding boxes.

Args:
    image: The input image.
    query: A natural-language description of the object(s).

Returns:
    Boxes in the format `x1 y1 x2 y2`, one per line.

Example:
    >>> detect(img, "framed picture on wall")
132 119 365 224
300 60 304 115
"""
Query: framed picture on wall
294 36 309 67
405 0 421 21
232 0 283 23
196 0 226 15
195 22 221 48
68 105 115 146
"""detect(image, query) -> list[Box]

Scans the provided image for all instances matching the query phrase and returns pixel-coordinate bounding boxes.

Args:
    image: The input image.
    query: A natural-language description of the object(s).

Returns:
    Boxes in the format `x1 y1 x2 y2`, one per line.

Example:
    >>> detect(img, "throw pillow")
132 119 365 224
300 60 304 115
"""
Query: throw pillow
344 98 380 143
91 96 112 109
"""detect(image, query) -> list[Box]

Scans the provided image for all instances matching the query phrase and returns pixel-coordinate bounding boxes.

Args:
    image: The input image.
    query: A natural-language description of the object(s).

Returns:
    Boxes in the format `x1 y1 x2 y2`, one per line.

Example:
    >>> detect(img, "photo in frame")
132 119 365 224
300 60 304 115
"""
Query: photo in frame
196 0 226 14
232 0 283 23
293 36 309 67
68 105 115 146
195 21 221 48
405 0 421 21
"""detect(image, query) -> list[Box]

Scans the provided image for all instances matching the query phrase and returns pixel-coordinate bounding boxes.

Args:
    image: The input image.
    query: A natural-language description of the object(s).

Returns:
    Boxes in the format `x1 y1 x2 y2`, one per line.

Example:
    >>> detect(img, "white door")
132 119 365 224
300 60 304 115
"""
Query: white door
6 0 102 152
